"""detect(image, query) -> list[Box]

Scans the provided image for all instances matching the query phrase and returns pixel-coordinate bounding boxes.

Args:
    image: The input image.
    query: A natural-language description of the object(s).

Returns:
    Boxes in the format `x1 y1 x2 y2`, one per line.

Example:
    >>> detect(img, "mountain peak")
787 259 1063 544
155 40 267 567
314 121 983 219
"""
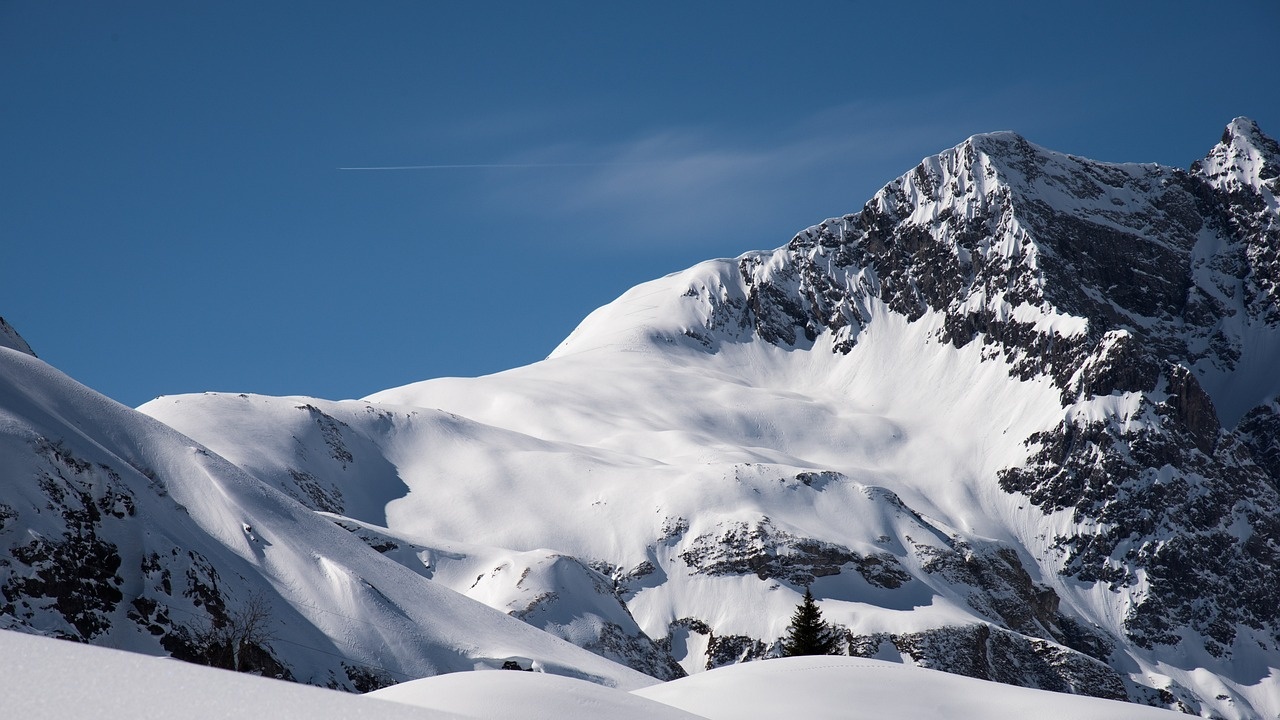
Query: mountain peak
1194 117 1280 202
1223 116 1274 149
964 129 1028 146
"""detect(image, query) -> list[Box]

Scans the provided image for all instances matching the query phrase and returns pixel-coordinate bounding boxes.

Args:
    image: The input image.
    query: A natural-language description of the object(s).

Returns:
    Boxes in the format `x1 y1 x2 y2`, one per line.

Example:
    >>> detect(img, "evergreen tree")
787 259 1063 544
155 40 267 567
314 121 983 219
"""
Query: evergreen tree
781 586 840 656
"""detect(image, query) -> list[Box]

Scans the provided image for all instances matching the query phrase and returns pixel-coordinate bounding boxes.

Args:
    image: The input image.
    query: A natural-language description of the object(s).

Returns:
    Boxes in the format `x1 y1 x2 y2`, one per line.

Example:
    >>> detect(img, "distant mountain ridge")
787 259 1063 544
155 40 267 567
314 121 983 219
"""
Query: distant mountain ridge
4 119 1279 718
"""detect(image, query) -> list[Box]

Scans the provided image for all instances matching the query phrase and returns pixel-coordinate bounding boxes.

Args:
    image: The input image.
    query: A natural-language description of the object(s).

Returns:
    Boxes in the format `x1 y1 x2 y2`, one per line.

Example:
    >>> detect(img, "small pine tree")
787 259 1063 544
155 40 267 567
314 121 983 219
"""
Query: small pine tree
781 586 839 656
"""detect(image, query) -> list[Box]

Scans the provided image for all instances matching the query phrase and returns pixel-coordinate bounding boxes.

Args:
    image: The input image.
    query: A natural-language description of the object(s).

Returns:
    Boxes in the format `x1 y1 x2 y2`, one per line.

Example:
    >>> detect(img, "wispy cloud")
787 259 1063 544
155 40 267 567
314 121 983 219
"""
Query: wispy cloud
475 105 971 250
338 162 667 171
351 91 1062 254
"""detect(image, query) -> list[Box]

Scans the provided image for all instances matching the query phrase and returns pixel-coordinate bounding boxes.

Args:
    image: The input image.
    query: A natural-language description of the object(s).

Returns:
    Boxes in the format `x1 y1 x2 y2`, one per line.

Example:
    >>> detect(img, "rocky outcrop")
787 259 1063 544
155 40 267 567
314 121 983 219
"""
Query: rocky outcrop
847 625 1127 701
1237 401 1280 485
333 518 686 681
0 435 290 676
678 517 910 589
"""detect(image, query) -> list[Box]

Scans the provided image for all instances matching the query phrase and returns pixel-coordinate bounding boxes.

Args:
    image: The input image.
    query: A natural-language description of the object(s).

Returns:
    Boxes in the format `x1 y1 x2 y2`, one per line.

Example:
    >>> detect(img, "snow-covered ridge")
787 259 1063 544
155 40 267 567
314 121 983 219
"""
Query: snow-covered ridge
554 119 1280 425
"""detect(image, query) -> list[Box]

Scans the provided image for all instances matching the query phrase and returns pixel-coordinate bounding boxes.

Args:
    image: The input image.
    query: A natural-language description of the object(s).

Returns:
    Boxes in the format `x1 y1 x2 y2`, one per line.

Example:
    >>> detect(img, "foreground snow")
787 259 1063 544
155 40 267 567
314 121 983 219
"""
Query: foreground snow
632 656 1189 720
2 629 1184 720
0 629 446 720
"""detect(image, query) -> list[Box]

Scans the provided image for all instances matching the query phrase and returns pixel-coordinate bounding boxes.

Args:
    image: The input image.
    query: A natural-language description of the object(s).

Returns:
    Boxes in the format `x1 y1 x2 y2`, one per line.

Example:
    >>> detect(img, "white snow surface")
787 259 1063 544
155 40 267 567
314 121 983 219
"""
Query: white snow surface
149 302 1070 644
0 628 448 720
372 655 1186 720
2 629 1185 720
632 656 1188 720
1199 117 1280 210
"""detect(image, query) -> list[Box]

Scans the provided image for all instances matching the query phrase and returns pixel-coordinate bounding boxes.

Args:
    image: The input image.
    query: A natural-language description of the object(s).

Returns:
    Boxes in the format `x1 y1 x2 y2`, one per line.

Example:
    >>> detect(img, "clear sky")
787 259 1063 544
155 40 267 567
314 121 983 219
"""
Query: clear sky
3 1 1278 407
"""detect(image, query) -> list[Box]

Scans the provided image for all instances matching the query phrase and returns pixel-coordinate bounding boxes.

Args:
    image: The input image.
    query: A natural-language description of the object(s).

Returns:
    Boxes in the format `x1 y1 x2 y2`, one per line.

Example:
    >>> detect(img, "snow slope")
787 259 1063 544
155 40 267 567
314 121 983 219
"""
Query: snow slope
0 629 448 720
0 344 653 691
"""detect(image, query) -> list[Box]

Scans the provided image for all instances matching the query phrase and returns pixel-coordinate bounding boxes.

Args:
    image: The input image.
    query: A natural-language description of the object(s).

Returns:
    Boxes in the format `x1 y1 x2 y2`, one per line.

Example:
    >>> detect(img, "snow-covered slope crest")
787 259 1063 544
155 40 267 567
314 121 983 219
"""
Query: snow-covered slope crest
133 119 1280 719
0 343 654 691
0 316 35 357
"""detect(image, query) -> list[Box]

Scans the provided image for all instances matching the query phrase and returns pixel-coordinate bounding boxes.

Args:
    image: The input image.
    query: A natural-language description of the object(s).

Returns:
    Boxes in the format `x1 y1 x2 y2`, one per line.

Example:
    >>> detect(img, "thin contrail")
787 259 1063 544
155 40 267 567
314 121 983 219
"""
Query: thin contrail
338 162 660 171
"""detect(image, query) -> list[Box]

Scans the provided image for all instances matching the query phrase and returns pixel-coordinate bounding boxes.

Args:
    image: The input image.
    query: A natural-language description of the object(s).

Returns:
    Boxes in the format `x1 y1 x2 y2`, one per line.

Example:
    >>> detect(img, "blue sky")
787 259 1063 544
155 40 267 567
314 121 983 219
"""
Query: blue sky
3 1 1278 407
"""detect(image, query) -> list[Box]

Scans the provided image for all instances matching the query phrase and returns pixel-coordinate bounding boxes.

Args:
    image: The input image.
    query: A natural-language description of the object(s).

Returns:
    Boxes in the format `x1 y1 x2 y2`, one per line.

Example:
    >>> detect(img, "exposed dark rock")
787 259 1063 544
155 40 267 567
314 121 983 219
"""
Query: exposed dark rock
658 617 771 672
344 664 398 692
1164 364 1221 454
705 633 770 669
845 624 1129 701
854 552 912 590
1236 402 1280 487
679 517 908 589
1 441 129 640
285 468 345 515
296 404 355 467
1000 393 1280 654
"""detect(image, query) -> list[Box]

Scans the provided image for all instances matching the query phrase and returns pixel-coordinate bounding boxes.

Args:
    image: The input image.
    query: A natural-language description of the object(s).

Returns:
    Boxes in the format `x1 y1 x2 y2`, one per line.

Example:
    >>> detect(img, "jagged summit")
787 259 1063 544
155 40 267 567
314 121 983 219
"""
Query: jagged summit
555 119 1280 422
1195 116 1280 202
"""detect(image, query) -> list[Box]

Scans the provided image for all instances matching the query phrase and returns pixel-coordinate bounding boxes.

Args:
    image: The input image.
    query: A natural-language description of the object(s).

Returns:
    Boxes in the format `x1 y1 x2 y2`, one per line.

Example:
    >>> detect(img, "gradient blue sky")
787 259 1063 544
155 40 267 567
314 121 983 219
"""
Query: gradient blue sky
4 1 1278 407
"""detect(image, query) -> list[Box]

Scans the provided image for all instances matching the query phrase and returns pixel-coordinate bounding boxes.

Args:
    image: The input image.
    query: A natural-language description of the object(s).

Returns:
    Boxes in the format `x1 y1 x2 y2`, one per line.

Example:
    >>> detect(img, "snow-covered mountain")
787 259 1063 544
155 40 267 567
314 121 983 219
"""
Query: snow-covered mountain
0 322 653 691
4 118 1279 718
